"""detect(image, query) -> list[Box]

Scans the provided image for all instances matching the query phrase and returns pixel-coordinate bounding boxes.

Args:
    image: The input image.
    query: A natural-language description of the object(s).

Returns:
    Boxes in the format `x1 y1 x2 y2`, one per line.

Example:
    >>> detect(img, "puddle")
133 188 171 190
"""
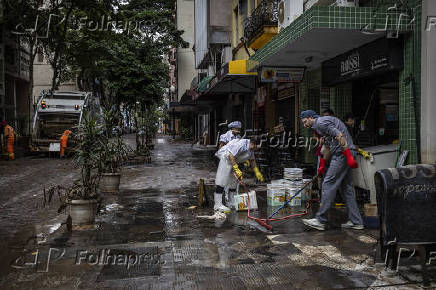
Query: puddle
105 203 124 211
49 223 62 234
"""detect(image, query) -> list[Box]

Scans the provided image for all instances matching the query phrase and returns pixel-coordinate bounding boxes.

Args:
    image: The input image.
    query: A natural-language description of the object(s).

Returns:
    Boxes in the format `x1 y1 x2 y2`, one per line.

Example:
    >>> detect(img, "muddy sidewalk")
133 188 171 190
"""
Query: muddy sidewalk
0 135 433 289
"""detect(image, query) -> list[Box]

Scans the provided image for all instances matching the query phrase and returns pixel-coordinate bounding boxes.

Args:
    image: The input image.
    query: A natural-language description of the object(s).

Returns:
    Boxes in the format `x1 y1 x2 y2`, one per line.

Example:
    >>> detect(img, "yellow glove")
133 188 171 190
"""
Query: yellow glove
243 160 250 168
233 164 243 180
253 167 265 182
357 148 371 159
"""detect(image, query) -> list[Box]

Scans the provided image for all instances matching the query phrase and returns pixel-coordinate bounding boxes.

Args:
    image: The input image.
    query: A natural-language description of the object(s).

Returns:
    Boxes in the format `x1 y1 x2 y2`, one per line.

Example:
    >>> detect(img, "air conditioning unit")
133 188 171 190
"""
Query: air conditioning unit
336 0 359 7
278 0 304 32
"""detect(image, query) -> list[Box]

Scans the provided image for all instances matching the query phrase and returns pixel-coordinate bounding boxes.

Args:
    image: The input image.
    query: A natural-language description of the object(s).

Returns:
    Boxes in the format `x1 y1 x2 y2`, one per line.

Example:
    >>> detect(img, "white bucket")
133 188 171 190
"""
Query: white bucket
234 190 258 211
286 187 302 207
267 184 287 206
283 168 303 180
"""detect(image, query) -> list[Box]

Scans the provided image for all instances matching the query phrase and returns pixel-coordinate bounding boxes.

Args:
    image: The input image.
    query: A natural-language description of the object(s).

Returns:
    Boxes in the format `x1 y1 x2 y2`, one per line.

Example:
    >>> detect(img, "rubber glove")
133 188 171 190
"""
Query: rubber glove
343 148 358 168
253 167 265 182
243 160 251 168
233 164 243 180
357 148 371 159
318 158 326 175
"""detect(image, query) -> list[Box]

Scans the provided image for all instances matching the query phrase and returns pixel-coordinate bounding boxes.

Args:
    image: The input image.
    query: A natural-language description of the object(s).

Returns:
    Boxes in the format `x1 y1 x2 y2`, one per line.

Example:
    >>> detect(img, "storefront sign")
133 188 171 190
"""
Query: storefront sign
371 57 388 71
322 37 403 86
260 67 305 83
341 52 360 77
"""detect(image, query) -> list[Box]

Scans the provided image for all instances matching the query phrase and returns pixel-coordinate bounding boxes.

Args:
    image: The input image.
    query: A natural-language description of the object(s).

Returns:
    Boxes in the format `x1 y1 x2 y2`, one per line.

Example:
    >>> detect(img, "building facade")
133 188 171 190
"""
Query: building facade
248 0 434 166
420 0 436 163
167 0 198 137
32 49 79 102
0 26 31 135
189 0 258 145
176 0 197 103
174 0 435 167
192 0 233 144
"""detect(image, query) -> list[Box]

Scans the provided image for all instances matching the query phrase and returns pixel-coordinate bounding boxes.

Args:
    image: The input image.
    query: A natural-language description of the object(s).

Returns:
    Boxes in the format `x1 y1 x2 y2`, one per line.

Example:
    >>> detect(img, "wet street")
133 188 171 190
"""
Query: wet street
0 135 434 289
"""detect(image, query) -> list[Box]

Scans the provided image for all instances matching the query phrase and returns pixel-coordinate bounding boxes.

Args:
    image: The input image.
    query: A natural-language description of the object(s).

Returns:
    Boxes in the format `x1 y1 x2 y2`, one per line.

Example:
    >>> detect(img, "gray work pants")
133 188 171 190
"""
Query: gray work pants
316 153 363 225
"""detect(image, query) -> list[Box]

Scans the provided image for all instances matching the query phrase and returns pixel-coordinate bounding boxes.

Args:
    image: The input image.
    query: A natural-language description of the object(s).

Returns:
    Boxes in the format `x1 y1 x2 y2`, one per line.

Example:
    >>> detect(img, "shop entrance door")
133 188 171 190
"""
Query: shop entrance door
352 74 400 147
376 86 399 145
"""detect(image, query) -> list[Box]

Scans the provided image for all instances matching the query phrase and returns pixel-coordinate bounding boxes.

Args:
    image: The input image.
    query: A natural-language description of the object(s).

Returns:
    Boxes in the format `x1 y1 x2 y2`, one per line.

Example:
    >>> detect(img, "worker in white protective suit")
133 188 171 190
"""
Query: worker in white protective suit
218 121 242 149
214 138 265 213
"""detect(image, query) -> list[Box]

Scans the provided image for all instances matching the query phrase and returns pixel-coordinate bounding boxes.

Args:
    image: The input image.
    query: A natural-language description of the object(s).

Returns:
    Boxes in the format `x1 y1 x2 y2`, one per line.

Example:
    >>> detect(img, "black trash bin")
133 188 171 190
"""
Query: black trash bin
375 164 436 286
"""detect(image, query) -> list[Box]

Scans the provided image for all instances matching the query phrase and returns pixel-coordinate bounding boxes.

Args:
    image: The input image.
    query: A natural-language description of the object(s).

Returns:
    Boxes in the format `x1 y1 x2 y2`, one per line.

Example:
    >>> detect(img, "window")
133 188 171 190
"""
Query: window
249 0 256 15
239 0 248 25
233 7 239 45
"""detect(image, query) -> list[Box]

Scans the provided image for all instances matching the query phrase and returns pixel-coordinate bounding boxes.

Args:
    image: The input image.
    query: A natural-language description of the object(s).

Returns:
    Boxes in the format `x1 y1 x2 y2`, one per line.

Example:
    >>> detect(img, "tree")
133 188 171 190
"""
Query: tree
5 0 188 151
63 0 187 152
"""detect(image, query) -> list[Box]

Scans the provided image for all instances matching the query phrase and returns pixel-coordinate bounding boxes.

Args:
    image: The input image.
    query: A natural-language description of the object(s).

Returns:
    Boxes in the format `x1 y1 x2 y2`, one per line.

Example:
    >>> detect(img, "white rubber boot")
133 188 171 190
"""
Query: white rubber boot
214 193 230 213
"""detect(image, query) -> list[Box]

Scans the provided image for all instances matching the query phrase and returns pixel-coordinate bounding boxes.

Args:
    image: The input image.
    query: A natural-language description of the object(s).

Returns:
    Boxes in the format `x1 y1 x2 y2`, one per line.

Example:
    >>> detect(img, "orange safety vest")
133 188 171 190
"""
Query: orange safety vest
4 125 14 141
60 130 72 157
4 125 15 160
60 130 72 147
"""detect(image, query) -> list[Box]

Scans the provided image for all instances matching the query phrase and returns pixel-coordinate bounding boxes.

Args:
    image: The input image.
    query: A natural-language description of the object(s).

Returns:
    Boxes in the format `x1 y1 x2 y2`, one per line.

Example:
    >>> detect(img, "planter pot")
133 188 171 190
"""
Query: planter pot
100 173 121 193
67 199 98 226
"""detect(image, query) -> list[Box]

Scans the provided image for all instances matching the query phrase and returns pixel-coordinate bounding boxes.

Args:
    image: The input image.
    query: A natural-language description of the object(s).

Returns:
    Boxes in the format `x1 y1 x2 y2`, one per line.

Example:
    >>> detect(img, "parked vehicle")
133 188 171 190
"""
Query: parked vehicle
31 91 100 153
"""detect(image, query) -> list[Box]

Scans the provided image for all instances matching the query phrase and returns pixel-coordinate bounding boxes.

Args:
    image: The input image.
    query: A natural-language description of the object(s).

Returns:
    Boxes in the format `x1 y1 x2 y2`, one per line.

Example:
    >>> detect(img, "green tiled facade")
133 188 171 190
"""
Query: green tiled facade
398 0 422 164
299 70 356 164
247 5 415 71
300 69 321 164
330 83 352 120
253 1 423 165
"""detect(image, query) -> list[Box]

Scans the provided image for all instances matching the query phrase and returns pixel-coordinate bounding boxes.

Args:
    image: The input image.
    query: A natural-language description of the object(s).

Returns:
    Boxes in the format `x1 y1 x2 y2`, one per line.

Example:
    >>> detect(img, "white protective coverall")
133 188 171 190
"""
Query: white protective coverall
215 139 253 209
219 130 241 144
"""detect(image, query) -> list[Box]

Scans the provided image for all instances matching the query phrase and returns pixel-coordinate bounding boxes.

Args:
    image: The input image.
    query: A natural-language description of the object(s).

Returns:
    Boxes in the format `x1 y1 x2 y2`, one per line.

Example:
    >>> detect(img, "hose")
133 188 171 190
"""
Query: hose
234 174 318 231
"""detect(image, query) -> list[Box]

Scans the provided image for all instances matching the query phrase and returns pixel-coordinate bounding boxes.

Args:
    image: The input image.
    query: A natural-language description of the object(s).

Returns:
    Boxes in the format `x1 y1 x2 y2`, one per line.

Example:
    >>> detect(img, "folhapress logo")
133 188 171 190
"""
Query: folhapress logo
425 16 436 32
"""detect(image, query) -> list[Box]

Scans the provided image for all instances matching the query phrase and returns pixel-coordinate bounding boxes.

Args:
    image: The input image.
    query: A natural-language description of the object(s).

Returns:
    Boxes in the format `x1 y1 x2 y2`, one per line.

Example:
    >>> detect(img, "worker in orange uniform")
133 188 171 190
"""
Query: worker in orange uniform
1 121 15 160
60 130 72 158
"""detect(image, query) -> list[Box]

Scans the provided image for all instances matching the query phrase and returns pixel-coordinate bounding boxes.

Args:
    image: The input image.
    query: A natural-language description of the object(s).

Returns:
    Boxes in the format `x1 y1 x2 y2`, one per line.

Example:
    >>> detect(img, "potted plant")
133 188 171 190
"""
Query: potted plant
98 137 130 193
45 115 103 226
97 105 131 193
134 104 160 161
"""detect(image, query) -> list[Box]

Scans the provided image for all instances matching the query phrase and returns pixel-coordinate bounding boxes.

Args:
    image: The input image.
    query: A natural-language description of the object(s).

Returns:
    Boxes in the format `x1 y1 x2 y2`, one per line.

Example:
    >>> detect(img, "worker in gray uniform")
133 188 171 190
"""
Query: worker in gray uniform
300 110 363 231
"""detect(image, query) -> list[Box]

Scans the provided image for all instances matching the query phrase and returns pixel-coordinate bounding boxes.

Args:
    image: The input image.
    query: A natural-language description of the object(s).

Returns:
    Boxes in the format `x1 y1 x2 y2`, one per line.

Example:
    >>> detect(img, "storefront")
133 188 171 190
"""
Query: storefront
322 37 404 147
256 67 304 133
200 60 257 136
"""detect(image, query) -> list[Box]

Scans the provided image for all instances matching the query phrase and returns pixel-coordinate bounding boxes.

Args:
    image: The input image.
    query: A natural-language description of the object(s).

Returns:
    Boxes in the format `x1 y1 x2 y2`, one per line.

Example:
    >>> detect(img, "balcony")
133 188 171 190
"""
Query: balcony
243 0 279 50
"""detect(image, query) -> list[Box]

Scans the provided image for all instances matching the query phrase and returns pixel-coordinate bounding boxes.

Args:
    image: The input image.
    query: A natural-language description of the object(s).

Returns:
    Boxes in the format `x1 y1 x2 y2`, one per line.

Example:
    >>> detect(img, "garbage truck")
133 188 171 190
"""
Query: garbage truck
31 90 100 153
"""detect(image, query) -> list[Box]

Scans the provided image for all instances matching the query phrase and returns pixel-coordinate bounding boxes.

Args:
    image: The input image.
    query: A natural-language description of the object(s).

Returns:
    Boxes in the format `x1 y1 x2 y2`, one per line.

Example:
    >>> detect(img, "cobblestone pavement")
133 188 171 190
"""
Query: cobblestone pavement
0 135 434 289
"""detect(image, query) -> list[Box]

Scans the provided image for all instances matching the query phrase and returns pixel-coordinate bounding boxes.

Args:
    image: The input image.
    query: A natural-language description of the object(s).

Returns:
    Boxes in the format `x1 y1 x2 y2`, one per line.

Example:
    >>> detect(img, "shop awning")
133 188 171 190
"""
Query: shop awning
247 5 415 72
202 60 257 96
180 89 198 104
168 102 197 113
169 101 211 113
197 76 214 93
